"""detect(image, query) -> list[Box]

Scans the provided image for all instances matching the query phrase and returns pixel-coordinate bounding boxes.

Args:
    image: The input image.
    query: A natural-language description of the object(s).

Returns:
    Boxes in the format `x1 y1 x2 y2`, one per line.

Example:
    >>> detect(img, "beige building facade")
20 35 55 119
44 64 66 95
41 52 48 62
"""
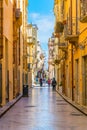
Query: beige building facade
27 24 38 87
48 38 55 80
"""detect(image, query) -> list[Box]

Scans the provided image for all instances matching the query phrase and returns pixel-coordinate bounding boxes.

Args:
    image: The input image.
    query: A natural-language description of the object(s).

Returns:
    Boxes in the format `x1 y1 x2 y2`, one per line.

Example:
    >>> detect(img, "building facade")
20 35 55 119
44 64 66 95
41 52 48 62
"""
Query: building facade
27 24 38 87
54 0 87 107
36 41 45 81
0 0 28 106
0 0 13 105
48 38 55 80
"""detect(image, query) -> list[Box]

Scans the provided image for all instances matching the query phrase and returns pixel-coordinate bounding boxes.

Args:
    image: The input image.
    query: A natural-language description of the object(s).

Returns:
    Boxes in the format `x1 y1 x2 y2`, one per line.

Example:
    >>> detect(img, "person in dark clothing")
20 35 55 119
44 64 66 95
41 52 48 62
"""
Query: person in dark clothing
52 77 57 90
40 78 43 87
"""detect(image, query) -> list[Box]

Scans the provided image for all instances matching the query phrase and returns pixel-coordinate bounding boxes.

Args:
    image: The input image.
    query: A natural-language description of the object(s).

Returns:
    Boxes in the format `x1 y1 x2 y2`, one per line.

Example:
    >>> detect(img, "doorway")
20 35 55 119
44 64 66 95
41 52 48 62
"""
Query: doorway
0 64 2 104
83 56 87 105
75 59 79 103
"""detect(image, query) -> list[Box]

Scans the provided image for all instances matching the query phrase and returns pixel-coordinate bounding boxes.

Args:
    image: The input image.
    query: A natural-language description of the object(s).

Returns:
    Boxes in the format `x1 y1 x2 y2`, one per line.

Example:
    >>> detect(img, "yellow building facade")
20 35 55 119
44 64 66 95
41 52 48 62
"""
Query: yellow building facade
0 0 28 106
54 0 87 107
21 0 28 85
0 0 13 105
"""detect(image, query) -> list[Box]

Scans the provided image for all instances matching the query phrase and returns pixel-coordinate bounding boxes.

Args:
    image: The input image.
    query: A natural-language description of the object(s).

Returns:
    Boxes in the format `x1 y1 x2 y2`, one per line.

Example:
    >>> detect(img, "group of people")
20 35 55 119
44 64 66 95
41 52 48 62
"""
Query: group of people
48 77 57 90
39 77 57 90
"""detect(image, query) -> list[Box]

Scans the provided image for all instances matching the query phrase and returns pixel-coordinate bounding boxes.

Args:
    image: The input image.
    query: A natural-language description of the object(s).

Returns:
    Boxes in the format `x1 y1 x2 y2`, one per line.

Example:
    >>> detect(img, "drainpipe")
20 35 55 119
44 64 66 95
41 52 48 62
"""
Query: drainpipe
70 0 74 101
71 44 74 101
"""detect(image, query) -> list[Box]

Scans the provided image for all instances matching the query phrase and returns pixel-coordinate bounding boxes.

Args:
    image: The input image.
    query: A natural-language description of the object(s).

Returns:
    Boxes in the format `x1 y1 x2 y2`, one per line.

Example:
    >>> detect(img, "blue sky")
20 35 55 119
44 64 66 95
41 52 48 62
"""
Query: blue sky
27 0 54 68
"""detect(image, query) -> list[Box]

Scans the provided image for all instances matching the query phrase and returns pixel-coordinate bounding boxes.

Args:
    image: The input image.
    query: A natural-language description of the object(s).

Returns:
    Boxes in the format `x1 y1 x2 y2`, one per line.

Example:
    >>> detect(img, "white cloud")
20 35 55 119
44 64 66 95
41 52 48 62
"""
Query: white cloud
29 13 40 19
29 13 55 44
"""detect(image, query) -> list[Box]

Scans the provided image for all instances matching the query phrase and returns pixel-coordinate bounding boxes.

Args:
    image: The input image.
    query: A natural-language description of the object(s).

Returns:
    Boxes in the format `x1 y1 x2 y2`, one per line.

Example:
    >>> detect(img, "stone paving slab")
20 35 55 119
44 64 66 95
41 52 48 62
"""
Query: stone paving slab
0 94 22 118
57 90 87 116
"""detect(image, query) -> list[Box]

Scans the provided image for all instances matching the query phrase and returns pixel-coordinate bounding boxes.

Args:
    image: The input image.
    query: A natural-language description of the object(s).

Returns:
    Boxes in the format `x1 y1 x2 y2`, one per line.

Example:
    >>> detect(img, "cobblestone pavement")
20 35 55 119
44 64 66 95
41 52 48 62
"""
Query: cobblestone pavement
0 86 87 130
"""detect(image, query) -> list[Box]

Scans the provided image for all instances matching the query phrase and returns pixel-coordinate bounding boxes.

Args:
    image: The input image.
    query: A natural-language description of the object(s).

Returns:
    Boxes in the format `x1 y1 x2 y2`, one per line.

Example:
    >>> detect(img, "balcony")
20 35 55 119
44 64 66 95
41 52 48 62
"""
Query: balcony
53 55 61 65
15 9 21 19
64 18 79 44
54 59 60 65
15 9 22 27
80 1 87 23
48 42 54 47
58 42 68 52
54 53 67 64
65 34 78 43
27 37 36 45
55 22 64 33
48 58 54 66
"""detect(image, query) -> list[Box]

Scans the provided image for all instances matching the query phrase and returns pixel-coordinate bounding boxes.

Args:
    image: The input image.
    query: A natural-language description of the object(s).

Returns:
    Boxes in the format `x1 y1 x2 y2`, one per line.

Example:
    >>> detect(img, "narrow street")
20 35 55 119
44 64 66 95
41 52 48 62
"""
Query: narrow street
0 86 87 130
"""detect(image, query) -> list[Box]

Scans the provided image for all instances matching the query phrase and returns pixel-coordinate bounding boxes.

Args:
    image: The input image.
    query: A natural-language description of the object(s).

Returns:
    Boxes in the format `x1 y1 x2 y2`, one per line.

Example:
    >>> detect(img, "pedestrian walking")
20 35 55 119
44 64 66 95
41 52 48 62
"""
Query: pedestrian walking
39 78 43 87
48 78 51 87
52 77 57 90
